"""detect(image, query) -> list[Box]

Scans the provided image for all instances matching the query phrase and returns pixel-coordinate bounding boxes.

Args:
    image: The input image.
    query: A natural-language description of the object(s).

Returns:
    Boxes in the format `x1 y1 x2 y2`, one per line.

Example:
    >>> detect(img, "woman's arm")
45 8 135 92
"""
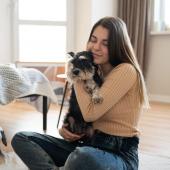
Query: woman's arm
74 63 137 122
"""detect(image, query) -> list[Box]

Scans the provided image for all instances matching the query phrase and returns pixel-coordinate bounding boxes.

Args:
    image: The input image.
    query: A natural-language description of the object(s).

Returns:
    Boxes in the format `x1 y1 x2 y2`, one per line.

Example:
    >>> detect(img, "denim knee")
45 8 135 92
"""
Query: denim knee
11 132 58 170
11 131 32 150
64 147 96 170
11 132 24 149
64 146 128 170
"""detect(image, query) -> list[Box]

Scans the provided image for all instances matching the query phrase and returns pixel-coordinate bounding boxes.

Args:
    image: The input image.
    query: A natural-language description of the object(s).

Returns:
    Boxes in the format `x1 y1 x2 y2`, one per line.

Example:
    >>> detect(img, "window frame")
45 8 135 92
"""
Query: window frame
12 0 75 64
151 0 170 35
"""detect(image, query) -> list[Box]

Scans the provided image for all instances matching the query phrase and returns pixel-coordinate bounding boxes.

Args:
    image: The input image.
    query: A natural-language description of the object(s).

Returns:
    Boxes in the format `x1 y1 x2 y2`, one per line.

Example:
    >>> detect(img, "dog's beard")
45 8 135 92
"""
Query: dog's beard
68 71 94 82
66 63 95 83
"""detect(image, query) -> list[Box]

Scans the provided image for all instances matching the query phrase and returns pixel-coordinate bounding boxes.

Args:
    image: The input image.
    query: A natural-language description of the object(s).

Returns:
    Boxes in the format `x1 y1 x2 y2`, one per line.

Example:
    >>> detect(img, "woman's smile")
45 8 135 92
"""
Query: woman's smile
92 53 102 58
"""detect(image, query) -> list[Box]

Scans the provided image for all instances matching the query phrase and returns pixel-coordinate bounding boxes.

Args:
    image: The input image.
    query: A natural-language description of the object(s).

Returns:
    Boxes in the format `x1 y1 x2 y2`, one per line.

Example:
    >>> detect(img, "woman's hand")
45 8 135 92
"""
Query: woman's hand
59 124 84 142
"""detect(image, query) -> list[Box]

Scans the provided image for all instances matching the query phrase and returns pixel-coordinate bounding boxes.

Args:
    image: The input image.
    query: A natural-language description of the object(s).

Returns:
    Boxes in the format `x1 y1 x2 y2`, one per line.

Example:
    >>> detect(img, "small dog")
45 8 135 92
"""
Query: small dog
64 51 103 138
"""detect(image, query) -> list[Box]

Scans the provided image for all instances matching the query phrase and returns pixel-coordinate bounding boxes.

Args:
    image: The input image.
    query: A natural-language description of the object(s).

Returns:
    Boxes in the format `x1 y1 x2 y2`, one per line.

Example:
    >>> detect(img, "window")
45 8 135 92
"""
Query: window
152 0 170 32
13 0 74 63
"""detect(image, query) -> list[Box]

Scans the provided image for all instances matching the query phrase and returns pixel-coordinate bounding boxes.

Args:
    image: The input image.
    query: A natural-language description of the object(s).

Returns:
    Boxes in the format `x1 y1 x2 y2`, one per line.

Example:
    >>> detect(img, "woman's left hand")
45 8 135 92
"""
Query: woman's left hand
59 124 85 142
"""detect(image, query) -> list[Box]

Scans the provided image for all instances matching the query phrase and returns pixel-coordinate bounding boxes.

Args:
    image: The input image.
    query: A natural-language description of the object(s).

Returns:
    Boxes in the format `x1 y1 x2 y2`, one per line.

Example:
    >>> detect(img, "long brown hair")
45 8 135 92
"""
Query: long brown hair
88 17 149 108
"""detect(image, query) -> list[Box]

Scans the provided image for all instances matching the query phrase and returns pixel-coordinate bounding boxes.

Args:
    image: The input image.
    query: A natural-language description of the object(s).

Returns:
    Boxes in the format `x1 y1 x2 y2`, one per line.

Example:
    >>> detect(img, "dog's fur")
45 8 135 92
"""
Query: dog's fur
64 51 103 138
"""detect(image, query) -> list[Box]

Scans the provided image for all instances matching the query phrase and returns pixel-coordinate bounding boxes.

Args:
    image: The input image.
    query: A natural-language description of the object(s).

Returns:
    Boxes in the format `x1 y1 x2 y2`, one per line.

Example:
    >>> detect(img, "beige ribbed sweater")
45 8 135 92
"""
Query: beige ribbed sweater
74 63 142 137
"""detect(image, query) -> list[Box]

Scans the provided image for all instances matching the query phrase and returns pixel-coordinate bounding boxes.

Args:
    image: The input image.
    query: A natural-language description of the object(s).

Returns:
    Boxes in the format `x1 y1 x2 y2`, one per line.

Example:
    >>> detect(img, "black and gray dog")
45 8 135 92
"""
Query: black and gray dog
64 51 103 138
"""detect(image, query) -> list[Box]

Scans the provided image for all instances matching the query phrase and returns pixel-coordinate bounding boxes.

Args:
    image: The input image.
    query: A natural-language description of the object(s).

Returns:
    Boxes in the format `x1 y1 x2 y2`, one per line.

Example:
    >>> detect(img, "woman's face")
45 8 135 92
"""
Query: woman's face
87 26 109 65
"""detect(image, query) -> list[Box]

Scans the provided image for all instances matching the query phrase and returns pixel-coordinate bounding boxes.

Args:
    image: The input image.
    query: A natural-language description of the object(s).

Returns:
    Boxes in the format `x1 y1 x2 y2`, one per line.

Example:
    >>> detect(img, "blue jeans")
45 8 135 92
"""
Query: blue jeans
11 131 139 170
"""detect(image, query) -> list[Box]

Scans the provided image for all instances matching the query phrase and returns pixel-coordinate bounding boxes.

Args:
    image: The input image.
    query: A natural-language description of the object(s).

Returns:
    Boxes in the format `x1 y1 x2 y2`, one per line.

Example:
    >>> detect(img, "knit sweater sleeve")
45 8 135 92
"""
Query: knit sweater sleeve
74 63 137 122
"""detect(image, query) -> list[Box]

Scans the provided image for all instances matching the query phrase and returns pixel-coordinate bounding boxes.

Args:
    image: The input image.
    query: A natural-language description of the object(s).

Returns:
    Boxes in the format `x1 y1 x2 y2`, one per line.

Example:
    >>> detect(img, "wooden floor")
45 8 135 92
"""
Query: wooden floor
139 102 170 157
0 101 64 152
0 101 170 169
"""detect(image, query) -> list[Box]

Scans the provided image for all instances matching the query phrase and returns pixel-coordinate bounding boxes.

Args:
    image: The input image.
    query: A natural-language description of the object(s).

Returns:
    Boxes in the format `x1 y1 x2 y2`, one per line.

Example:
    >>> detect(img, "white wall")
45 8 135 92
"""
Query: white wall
91 0 117 24
74 0 92 52
147 34 170 103
0 0 12 63
74 0 117 52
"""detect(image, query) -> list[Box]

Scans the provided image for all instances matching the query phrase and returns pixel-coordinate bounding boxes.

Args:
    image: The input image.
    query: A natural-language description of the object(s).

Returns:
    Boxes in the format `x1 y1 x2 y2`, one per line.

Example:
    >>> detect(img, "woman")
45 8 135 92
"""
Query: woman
11 17 149 170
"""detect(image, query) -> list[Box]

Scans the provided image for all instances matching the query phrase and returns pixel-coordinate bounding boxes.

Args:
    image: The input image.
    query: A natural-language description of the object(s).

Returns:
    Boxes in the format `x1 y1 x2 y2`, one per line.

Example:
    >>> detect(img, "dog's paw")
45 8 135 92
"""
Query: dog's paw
92 95 103 104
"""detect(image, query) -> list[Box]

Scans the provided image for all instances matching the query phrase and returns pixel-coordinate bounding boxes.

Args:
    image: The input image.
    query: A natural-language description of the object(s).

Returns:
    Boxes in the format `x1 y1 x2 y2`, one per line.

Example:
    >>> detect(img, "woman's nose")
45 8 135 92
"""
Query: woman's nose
93 42 101 50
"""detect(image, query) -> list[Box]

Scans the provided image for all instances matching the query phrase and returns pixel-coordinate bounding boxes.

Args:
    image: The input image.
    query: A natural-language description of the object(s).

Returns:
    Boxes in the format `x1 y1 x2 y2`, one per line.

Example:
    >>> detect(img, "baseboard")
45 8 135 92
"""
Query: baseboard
149 94 170 103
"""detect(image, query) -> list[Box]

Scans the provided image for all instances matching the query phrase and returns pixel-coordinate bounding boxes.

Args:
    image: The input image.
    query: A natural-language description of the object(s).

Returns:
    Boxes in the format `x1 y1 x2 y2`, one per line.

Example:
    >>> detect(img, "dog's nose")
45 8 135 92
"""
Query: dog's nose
72 69 80 75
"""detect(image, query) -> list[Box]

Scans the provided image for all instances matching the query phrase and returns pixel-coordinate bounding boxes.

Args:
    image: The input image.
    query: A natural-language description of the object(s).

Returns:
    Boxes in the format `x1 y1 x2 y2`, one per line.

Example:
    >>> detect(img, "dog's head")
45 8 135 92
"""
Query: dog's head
66 51 97 83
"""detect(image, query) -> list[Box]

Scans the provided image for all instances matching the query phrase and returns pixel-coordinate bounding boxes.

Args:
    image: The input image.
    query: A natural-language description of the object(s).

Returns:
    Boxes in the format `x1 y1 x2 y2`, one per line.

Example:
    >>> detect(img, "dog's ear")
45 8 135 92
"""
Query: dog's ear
77 51 93 60
67 52 75 58
86 51 94 62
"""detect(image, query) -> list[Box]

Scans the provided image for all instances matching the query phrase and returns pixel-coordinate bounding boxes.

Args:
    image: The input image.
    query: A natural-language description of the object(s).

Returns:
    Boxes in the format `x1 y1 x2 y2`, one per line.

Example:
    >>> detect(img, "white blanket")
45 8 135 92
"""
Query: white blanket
0 64 58 113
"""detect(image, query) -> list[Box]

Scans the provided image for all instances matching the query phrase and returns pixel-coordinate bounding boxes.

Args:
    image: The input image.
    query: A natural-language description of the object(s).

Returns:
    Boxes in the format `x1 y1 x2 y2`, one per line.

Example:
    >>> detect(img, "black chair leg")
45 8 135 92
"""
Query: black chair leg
57 81 68 128
43 96 48 131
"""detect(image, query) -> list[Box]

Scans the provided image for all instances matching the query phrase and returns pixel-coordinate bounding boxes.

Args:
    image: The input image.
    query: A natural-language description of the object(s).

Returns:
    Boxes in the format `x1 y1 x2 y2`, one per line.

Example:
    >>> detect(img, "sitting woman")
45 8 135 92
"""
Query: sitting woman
11 16 149 170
